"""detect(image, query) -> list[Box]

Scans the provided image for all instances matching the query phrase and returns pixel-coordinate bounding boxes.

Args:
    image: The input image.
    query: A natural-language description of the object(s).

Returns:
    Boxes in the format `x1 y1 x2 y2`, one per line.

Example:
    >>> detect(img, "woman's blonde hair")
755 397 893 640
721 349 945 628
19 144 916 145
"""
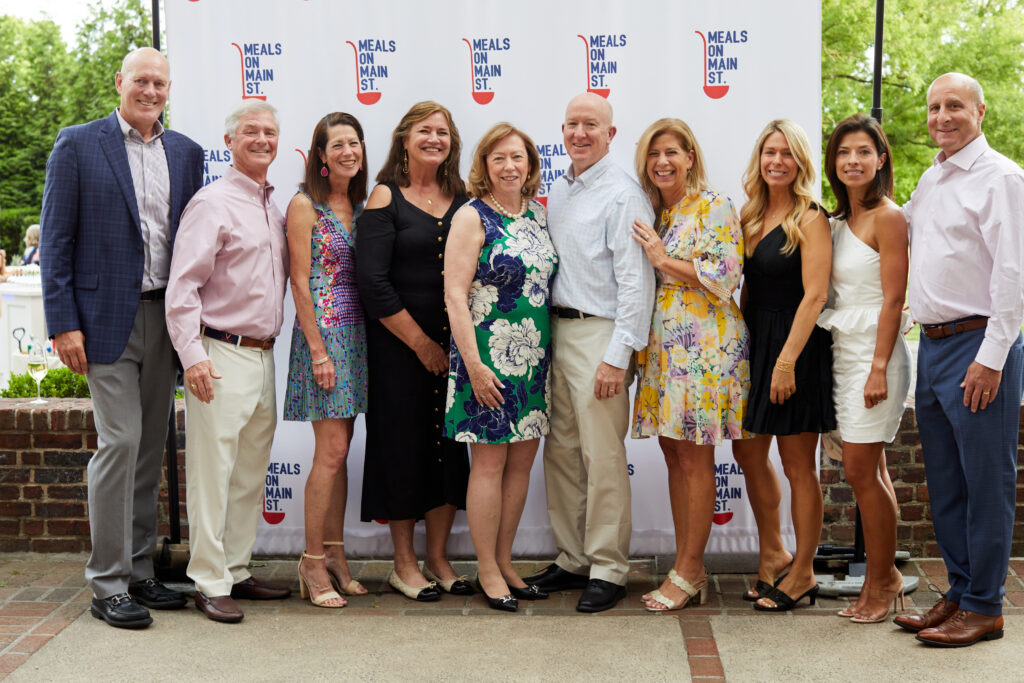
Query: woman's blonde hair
739 119 820 257
466 123 541 200
634 118 708 213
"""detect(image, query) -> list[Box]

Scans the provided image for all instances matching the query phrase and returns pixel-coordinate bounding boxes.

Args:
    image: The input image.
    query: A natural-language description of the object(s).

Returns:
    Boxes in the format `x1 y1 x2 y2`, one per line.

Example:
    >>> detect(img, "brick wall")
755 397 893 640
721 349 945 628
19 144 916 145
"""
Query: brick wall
0 399 186 553
1 398 1021 556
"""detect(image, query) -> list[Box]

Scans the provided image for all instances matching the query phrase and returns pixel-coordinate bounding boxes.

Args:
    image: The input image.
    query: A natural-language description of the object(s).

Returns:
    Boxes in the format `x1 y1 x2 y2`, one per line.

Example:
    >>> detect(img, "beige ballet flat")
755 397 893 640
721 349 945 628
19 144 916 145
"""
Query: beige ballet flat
645 569 708 612
298 552 346 608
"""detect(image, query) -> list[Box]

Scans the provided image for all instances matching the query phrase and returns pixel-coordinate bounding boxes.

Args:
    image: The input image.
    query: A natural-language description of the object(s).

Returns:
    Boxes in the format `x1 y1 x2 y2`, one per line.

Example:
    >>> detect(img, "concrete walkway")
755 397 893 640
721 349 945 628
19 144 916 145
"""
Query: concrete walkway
2 553 1023 681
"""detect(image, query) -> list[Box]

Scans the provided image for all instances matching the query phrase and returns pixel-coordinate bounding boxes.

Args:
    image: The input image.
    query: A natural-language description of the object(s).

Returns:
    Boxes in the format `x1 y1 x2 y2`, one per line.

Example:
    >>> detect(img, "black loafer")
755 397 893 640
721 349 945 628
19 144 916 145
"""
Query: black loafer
576 579 626 613
90 593 153 629
509 583 549 600
523 564 590 592
128 577 187 609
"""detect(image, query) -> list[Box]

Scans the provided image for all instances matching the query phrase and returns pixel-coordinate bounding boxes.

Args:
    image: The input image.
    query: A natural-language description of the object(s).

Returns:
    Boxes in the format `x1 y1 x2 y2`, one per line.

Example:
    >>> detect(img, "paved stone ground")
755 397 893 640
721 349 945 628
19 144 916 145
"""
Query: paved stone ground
2 553 1024 680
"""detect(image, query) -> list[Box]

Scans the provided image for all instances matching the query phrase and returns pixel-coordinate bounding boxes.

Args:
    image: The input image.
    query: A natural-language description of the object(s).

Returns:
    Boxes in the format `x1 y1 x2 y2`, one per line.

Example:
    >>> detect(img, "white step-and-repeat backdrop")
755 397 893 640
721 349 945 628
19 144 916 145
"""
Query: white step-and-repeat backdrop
165 0 821 556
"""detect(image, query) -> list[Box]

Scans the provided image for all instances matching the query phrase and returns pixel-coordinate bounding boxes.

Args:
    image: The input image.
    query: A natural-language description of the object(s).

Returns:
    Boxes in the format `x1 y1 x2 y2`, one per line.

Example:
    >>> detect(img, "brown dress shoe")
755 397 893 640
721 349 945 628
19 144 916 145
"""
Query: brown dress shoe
915 609 1004 647
230 576 291 600
893 596 958 633
195 592 244 623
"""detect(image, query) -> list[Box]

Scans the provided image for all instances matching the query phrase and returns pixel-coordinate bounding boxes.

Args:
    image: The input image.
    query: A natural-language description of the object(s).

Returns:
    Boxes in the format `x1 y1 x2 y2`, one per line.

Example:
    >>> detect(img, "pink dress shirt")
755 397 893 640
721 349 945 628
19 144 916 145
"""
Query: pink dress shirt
166 166 288 370
905 134 1024 371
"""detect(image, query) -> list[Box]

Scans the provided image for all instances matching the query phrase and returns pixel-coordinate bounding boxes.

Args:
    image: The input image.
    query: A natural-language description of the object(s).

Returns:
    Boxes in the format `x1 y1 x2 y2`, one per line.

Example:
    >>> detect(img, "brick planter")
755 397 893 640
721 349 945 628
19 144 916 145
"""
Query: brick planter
1 398 1022 556
0 399 186 553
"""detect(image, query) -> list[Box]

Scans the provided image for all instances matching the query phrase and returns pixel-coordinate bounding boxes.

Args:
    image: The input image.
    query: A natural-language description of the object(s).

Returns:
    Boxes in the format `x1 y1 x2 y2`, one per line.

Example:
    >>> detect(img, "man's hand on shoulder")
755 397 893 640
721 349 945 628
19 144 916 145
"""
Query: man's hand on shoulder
54 330 87 375
961 361 1002 412
185 360 222 404
594 361 626 400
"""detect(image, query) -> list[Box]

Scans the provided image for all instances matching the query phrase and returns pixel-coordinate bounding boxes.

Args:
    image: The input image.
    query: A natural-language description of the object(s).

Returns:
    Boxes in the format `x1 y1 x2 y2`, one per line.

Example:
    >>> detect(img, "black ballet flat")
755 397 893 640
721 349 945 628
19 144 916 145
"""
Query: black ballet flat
509 583 549 601
475 579 518 612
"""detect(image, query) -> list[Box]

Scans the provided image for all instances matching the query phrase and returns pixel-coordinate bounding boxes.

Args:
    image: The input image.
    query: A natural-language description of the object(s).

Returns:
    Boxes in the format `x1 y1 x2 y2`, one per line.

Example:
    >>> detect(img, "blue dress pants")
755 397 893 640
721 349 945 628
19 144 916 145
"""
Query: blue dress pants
915 328 1023 616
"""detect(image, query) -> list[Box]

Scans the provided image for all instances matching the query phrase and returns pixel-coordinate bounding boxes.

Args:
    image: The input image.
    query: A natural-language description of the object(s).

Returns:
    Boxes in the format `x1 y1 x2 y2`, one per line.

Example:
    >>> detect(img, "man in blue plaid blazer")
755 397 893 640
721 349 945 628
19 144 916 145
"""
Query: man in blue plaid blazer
40 47 203 629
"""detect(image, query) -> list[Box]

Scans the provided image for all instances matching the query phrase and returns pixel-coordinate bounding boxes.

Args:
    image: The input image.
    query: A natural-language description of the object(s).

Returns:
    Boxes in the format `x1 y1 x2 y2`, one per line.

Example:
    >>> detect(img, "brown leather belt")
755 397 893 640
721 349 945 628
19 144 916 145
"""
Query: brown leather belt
552 306 596 320
921 316 988 339
203 326 275 350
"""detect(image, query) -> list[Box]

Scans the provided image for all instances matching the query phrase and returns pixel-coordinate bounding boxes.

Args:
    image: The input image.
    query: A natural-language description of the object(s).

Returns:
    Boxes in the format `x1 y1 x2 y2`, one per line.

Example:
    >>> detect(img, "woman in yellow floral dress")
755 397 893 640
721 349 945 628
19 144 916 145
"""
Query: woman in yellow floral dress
631 118 749 612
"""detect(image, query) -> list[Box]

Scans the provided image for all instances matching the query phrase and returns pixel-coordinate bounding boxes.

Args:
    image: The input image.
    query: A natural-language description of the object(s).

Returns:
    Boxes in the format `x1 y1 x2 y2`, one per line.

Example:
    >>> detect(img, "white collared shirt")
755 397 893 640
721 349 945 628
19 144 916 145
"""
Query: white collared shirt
546 154 656 368
905 134 1024 370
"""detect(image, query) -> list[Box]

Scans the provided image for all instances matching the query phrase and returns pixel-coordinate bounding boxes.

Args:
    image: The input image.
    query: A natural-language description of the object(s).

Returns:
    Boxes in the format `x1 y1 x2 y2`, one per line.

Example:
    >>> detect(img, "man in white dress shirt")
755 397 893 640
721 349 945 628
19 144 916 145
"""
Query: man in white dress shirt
524 92 655 612
894 73 1024 647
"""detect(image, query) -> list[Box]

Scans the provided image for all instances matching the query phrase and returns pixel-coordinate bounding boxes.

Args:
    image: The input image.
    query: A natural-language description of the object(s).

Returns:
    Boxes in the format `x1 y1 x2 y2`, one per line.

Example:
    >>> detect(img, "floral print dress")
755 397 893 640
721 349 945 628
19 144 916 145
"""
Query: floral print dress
445 198 558 443
632 189 749 445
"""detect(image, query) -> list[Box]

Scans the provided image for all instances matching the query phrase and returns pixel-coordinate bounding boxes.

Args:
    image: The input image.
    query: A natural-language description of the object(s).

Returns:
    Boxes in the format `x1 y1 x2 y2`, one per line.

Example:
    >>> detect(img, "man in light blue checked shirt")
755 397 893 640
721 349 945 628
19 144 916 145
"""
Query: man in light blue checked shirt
524 92 655 612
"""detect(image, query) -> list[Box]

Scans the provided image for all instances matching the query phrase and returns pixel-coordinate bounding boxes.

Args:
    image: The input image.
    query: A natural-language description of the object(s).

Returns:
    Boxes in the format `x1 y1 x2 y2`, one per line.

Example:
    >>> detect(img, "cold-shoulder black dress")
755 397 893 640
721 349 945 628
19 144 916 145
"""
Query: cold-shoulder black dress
355 183 470 521
742 224 836 435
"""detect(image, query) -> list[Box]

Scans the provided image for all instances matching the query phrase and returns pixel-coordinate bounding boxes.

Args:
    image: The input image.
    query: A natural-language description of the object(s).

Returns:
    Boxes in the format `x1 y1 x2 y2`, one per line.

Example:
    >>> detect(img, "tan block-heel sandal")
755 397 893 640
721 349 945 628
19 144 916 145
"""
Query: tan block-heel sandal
298 551 346 608
322 541 367 595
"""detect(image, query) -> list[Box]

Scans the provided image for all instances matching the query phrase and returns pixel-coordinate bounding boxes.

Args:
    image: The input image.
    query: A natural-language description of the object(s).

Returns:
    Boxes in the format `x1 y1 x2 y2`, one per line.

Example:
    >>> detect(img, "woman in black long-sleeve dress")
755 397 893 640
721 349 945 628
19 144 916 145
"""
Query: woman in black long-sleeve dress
355 101 471 601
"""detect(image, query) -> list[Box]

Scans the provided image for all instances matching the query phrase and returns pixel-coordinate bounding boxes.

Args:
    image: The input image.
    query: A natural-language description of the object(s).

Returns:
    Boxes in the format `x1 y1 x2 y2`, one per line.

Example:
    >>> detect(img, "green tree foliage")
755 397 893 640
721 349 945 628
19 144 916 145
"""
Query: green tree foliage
64 0 153 126
0 16 72 211
822 0 1024 205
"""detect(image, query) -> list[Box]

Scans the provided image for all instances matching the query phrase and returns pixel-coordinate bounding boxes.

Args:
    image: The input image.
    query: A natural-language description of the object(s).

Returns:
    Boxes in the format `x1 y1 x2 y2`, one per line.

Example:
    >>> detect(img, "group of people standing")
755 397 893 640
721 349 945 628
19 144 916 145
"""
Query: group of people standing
38 45 1023 649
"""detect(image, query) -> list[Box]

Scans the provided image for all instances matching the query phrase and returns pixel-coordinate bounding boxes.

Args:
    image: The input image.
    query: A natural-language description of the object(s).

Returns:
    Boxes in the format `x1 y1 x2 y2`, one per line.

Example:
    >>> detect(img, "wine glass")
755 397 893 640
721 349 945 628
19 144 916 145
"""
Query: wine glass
26 338 49 404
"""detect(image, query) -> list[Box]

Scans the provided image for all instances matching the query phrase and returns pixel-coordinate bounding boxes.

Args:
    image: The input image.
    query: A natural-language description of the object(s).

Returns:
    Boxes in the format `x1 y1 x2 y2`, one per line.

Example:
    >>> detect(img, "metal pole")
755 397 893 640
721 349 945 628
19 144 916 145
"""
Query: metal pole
151 0 160 51
870 0 885 122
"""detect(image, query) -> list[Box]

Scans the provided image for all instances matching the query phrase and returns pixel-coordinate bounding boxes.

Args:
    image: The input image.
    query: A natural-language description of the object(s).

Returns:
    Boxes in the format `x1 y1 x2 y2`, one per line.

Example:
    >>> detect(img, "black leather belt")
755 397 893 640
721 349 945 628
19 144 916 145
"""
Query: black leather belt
203 326 275 350
921 315 988 339
139 288 166 302
552 306 595 320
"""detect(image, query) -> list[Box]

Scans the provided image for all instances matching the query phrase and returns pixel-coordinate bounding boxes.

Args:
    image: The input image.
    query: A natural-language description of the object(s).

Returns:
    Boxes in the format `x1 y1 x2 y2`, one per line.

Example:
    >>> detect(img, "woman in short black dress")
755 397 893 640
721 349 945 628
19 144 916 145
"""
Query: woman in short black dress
731 119 834 612
356 101 472 601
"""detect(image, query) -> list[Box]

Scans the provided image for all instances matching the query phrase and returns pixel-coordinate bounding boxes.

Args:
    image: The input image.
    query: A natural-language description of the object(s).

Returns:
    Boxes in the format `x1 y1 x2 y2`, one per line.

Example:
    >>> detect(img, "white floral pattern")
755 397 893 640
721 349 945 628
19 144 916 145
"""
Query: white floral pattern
514 409 549 440
502 218 556 270
488 318 545 378
468 282 499 325
454 431 479 443
523 270 550 308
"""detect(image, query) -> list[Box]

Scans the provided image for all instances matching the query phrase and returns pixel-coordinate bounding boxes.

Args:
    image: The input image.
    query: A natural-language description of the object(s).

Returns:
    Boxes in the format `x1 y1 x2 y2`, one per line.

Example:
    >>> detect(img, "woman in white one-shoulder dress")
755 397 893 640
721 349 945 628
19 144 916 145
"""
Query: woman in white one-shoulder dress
817 114 910 624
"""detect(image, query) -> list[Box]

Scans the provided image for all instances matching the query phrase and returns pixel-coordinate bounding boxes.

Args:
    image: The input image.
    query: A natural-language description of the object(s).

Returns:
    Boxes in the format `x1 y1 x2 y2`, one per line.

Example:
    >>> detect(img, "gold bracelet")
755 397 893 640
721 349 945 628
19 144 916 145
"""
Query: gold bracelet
311 356 330 366
774 358 795 373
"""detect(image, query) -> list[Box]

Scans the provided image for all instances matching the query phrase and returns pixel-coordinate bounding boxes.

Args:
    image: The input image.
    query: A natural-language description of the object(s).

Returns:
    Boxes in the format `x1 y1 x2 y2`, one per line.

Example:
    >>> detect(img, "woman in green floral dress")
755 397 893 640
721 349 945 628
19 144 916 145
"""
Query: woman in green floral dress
444 123 557 611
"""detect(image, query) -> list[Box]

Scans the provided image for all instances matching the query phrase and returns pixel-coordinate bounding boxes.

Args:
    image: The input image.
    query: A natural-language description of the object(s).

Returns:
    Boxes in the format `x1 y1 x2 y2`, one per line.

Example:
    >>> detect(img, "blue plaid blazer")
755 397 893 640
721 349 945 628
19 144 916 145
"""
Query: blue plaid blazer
40 112 204 364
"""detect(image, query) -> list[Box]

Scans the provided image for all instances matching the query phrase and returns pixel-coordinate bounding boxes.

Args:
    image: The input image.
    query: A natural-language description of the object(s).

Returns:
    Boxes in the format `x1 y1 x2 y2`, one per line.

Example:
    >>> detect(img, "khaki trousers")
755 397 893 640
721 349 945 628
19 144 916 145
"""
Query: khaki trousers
185 337 277 597
543 316 633 584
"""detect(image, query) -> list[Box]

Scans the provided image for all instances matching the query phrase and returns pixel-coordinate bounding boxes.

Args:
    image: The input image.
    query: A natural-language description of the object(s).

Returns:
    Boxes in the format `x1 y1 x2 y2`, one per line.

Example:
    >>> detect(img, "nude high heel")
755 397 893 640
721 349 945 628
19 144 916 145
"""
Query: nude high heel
322 541 367 595
298 551 346 608
850 582 905 624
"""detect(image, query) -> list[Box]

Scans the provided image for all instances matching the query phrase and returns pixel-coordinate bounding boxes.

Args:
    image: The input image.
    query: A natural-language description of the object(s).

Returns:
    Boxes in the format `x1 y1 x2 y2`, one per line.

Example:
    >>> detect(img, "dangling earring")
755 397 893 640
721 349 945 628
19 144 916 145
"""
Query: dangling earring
320 163 328 178
402 150 408 175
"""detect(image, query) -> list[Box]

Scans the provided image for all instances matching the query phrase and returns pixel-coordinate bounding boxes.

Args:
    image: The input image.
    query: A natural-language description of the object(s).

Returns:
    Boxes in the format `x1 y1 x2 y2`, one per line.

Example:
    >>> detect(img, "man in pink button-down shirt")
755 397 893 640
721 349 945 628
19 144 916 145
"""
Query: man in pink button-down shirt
166 100 291 623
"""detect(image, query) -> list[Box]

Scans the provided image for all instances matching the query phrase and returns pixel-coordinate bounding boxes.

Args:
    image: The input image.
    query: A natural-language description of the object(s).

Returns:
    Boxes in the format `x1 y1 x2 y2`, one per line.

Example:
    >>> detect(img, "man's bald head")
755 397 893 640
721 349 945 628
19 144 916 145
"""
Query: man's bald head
565 92 614 127
115 47 170 141
928 72 984 107
562 92 616 176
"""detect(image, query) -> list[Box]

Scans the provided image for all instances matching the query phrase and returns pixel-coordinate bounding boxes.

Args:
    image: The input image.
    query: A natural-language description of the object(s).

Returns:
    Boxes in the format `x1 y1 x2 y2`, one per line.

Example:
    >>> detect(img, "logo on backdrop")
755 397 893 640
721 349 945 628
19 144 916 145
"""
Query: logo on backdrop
693 30 748 99
231 41 282 100
577 33 625 98
202 148 231 186
461 37 510 104
713 461 744 525
346 39 396 105
534 141 570 207
263 460 301 525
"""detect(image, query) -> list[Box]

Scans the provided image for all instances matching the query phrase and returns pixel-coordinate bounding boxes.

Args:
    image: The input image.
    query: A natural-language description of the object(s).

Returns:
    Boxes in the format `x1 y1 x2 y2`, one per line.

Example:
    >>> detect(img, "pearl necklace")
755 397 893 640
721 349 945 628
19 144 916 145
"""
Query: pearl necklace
488 191 527 219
